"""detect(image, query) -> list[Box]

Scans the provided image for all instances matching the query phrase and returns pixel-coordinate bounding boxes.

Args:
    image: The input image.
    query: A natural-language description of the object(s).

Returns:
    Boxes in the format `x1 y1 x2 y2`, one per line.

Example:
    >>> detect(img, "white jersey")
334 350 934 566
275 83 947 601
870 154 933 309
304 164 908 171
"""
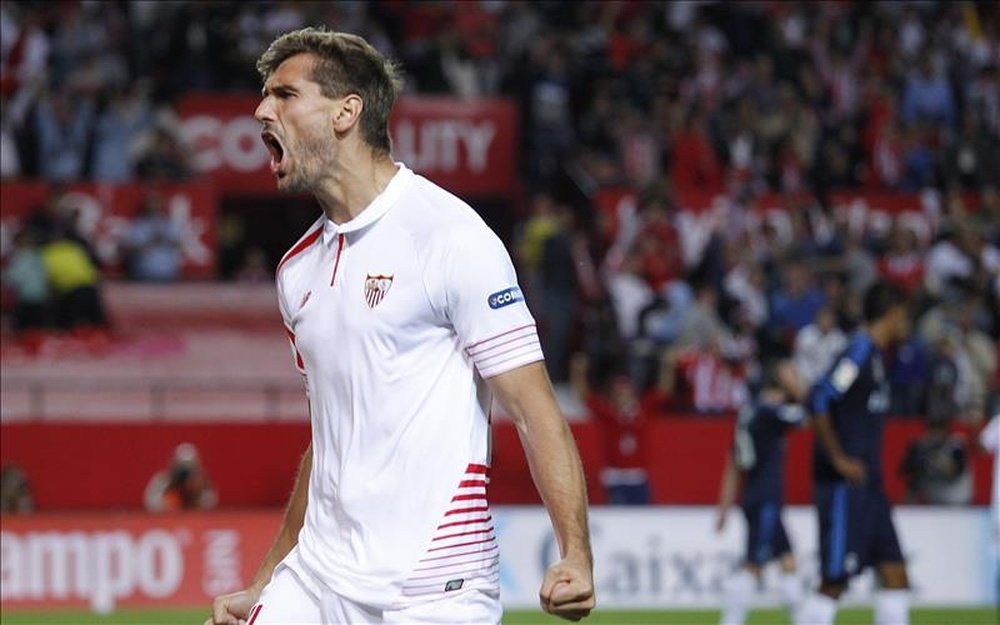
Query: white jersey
274 164 543 609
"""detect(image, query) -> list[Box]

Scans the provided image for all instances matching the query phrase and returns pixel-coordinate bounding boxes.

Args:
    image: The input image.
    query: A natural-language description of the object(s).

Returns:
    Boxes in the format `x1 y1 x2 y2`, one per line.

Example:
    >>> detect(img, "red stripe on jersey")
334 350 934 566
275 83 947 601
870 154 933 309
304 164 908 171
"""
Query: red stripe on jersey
247 604 263 625
458 480 487 488
426 536 496 553
419 543 499 563
436 515 492 531
466 331 537 357
276 228 322 276
329 233 345 286
432 526 495 542
465 324 536 351
465 464 489 474
283 325 305 371
451 493 486 502
444 506 489 516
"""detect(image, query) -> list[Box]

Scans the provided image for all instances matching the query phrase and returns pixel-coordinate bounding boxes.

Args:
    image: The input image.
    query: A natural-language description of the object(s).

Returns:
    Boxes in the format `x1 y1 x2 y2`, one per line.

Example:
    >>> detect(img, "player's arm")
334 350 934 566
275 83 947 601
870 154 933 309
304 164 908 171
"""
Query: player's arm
488 362 595 622
715 451 742 533
811 412 866 485
206 443 311 625
807 351 868 485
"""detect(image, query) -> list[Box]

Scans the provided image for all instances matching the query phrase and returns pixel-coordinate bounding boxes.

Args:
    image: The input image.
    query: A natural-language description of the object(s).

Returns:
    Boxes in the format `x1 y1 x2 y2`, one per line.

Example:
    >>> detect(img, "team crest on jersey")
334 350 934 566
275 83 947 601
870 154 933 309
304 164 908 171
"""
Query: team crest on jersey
364 274 394 308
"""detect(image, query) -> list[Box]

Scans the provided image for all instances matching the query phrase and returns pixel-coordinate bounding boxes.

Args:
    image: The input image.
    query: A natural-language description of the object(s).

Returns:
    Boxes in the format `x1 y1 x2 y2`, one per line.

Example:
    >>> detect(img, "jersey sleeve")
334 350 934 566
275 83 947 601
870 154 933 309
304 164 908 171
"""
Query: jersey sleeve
439 224 543 379
807 337 873 416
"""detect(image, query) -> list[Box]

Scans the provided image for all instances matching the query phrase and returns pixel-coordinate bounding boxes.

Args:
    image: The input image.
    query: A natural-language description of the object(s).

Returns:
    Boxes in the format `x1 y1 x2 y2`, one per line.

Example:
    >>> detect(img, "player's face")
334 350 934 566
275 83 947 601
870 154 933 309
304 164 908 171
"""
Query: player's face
255 53 341 193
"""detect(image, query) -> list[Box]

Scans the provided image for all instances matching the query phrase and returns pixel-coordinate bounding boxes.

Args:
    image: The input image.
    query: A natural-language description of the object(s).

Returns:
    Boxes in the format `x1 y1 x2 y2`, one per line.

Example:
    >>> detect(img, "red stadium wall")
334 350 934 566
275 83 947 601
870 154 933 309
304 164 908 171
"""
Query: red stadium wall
1 420 992 509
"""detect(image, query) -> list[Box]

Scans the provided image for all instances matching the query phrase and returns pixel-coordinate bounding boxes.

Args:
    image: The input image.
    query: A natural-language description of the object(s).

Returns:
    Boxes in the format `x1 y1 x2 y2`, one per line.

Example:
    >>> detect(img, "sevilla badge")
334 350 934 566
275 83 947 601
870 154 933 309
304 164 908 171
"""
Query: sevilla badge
364 274 393 309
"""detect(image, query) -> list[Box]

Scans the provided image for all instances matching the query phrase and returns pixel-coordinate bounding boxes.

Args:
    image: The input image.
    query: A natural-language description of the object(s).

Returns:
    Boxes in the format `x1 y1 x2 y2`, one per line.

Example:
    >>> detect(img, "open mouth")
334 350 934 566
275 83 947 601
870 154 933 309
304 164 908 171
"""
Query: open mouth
261 131 286 173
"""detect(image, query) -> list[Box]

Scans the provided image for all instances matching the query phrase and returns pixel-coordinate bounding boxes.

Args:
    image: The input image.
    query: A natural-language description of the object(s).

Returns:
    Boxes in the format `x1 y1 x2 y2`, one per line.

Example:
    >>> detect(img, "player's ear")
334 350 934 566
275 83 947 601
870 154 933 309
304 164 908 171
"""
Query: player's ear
333 94 363 134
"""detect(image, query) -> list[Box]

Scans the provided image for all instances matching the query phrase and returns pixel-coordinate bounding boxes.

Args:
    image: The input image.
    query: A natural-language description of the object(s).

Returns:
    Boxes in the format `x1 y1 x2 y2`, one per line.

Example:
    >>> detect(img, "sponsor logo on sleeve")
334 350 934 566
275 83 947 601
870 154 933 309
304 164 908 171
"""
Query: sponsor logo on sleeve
487 286 523 310
831 359 859 393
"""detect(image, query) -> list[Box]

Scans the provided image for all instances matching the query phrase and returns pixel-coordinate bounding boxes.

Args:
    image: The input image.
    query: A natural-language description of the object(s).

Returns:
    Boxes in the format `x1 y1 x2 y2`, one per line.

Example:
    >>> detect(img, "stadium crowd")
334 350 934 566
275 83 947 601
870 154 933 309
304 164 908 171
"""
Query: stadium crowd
1 1 998 494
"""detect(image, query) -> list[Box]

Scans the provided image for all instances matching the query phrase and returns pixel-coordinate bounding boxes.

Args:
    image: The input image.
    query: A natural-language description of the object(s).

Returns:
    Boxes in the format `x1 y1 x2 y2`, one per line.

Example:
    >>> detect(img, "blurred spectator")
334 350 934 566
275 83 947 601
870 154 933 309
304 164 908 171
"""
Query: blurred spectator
2 228 50 333
135 126 192 182
660 339 749 415
944 112 999 191
768 263 826 350
900 53 956 129
676 279 729 350
91 83 154 182
793 305 847 387
40 231 108 331
0 464 34 514
899 417 972 505
145 443 218 513
514 191 559 300
0 4 50 94
536 205 589 382
891 335 932 416
925 226 975 297
571 353 664 505
899 123 938 192
236 247 272 284
878 222 925 296
669 107 723 194
121 192 183 282
33 87 95 182
522 37 573 184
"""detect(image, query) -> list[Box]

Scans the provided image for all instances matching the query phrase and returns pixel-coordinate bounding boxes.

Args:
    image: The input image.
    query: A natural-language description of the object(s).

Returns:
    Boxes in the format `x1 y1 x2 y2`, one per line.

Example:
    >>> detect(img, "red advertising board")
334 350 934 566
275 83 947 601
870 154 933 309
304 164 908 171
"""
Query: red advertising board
0 182 217 279
177 95 519 197
0 511 280 611
0 420 991 510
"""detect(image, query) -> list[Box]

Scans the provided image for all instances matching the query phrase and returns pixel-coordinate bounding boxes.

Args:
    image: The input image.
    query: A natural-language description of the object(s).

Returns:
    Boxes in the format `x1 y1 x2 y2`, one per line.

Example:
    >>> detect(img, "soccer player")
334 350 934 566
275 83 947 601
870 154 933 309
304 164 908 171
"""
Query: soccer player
797 281 911 625
205 28 594 625
715 360 806 625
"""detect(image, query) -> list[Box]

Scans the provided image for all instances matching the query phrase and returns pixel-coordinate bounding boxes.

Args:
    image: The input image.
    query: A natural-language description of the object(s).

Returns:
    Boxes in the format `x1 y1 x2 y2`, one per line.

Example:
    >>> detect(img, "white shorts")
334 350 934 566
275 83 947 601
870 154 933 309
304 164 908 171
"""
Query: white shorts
249 564 502 625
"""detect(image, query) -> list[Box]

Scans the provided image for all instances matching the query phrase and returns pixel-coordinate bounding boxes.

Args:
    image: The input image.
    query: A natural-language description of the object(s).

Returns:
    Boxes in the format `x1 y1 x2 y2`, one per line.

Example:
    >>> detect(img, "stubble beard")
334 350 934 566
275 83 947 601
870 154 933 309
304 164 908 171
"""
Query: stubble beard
278 130 337 195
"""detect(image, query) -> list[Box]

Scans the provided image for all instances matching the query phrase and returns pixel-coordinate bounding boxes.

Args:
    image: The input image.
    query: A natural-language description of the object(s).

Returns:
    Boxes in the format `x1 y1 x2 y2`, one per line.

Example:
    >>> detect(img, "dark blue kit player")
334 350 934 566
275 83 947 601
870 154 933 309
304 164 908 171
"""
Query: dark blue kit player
716 360 807 625
798 281 911 625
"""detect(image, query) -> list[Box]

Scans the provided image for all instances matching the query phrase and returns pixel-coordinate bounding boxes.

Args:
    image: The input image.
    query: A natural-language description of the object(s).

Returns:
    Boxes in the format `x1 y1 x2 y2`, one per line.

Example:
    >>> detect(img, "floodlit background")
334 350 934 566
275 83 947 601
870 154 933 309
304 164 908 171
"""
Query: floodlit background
1 1 997 623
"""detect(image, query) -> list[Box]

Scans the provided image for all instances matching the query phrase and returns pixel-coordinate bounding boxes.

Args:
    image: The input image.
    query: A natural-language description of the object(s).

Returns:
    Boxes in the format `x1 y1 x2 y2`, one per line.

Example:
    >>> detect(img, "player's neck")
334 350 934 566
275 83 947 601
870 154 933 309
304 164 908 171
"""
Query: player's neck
315 152 398 225
866 322 891 349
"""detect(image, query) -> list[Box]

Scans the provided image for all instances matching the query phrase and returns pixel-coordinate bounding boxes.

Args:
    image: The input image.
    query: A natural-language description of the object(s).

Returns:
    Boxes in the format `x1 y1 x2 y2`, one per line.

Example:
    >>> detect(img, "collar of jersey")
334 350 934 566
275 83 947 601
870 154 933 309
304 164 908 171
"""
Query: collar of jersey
322 163 412 246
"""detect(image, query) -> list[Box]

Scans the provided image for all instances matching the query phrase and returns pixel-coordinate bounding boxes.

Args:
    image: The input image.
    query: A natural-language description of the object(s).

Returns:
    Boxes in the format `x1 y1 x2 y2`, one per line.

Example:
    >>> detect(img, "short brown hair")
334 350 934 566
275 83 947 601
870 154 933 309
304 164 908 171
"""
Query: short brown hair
257 27 403 155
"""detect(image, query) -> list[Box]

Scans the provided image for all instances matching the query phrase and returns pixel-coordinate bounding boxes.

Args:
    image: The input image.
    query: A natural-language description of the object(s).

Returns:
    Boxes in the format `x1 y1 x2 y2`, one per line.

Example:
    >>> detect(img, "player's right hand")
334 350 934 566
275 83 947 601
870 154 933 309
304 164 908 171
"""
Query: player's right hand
203 587 259 625
833 454 867 485
540 556 596 621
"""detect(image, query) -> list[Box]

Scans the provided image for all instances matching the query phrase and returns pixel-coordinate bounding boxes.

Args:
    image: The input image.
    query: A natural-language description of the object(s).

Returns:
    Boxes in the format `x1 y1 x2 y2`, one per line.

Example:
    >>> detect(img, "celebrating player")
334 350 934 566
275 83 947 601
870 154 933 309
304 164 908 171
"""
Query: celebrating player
715 360 806 625
797 281 911 625
205 27 594 625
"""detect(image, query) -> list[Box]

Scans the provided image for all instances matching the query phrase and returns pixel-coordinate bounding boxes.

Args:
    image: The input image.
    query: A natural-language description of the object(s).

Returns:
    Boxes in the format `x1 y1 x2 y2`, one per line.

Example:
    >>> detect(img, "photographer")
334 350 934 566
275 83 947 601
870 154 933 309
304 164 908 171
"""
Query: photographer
144 443 218 512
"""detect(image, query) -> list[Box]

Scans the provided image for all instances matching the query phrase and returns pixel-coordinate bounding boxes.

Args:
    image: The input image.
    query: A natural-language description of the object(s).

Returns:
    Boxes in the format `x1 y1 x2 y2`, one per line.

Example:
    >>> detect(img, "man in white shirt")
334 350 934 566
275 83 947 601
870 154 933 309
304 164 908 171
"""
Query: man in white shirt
204 28 594 625
793 305 846 387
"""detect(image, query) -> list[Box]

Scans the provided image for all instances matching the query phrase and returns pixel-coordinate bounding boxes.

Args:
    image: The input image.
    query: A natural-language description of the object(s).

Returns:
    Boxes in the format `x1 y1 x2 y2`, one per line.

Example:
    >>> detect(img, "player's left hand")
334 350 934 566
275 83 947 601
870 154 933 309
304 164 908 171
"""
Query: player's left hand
714 508 728 533
539 556 595 621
